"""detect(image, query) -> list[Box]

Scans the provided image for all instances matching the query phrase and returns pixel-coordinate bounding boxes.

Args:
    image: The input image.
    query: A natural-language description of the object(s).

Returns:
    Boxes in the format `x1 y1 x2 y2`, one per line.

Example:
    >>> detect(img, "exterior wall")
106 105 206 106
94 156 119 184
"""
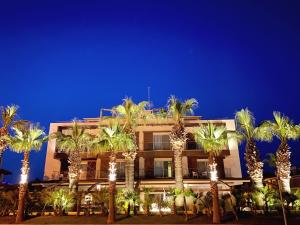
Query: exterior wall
222 120 242 178
145 156 154 178
43 117 243 185
43 123 61 180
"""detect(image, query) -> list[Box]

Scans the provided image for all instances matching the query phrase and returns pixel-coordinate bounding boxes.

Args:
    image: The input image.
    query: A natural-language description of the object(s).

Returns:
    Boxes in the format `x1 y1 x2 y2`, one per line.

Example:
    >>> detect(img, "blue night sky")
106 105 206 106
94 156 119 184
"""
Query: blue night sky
0 0 300 184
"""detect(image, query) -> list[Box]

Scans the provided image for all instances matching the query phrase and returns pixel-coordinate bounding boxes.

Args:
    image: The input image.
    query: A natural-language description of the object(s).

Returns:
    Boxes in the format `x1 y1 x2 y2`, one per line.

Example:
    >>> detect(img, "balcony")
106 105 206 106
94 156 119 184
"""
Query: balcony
95 170 125 180
185 167 209 179
144 141 171 151
185 141 203 150
143 141 207 151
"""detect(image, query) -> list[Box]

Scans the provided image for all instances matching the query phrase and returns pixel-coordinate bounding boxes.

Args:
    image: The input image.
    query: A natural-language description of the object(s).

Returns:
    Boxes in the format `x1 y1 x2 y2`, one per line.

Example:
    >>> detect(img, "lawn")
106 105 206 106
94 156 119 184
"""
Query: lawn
0 214 299 225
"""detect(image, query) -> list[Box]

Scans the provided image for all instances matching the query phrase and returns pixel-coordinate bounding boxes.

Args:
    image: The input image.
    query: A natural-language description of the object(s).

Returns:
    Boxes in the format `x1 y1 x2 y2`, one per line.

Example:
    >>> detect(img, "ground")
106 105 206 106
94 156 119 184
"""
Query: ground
0 214 299 224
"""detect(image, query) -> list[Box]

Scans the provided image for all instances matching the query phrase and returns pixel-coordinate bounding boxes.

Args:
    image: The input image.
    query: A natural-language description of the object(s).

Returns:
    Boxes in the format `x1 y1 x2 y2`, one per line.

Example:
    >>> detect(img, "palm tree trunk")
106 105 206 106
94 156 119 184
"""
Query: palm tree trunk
170 125 187 219
68 150 81 193
0 150 3 183
276 140 291 193
127 201 131 217
0 127 7 183
211 181 220 223
68 150 81 215
107 155 116 224
107 179 116 223
245 139 264 188
174 149 184 190
125 161 129 189
76 191 81 216
172 197 177 215
123 152 136 191
16 151 30 223
208 155 221 224
0 127 7 172
123 127 137 191
128 157 135 191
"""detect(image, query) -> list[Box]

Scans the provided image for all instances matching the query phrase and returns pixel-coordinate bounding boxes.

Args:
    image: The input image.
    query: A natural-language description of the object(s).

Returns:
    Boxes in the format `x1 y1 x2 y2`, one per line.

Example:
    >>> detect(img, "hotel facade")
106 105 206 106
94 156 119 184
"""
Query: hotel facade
43 113 247 206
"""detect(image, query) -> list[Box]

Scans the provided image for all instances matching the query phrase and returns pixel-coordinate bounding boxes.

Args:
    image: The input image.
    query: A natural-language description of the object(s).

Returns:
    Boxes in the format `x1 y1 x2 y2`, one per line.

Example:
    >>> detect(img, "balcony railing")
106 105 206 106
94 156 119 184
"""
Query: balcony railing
185 141 203 150
143 141 205 151
95 170 125 179
185 168 209 179
144 141 171 150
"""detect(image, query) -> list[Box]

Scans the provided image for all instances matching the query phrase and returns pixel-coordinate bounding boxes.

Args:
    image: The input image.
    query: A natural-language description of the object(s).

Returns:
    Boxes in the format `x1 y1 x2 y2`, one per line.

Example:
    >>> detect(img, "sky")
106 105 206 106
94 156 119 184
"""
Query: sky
0 0 300 184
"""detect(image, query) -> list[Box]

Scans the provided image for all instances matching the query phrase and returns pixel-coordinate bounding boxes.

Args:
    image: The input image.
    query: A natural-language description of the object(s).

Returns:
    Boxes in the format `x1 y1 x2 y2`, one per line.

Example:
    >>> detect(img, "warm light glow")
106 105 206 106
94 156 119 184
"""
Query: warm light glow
209 161 218 181
20 174 28 184
96 184 101 191
20 167 28 184
150 203 171 213
84 194 93 203
109 161 116 181
109 173 116 181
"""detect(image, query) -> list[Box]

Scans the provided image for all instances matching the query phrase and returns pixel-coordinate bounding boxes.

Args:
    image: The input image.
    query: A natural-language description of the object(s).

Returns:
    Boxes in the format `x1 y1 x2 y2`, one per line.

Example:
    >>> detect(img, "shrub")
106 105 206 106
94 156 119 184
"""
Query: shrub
42 188 75 216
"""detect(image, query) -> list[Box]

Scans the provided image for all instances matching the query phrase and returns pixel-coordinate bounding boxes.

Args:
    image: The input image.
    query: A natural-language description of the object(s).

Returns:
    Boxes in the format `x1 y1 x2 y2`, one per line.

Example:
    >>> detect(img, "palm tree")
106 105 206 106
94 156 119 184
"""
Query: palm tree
52 120 91 194
0 105 19 174
5 124 47 223
261 112 300 193
194 123 236 224
235 109 272 188
167 96 198 190
91 124 135 224
112 98 149 191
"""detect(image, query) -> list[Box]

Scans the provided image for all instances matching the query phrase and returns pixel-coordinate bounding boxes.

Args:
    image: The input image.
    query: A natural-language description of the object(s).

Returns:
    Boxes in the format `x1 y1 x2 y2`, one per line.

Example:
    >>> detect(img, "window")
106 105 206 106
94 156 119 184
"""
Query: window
154 159 172 178
153 133 170 150
80 162 88 180
116 161 125 178
197 159 208 177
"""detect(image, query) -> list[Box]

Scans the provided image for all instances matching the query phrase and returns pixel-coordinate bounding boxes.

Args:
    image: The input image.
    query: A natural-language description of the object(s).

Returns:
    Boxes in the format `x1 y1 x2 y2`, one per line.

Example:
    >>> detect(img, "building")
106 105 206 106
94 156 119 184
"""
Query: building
43 112 247 207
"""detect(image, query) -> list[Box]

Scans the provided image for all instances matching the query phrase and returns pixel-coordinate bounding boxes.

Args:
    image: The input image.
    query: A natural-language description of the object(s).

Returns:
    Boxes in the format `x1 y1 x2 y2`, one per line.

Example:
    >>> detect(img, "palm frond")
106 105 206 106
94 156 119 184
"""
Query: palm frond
91 123 135 155
235 108 255 139
0 105 19 128
194 123 231 156
264 111 299 141
52 120 91 154
7 123 47 153
112 98 149 129
167 96 198 122
254 122 273 142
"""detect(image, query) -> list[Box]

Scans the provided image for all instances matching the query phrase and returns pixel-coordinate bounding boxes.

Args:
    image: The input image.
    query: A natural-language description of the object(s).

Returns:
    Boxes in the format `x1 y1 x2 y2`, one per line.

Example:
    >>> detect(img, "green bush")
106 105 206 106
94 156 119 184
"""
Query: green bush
0 190 18 216
42 188 75 215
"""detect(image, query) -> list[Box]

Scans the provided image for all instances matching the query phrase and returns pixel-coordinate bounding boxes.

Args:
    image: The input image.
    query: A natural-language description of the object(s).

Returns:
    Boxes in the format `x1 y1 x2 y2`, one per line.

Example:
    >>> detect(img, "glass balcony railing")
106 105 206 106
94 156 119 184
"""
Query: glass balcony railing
186 168 209 178
143 141 205 151
144 141 171 150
